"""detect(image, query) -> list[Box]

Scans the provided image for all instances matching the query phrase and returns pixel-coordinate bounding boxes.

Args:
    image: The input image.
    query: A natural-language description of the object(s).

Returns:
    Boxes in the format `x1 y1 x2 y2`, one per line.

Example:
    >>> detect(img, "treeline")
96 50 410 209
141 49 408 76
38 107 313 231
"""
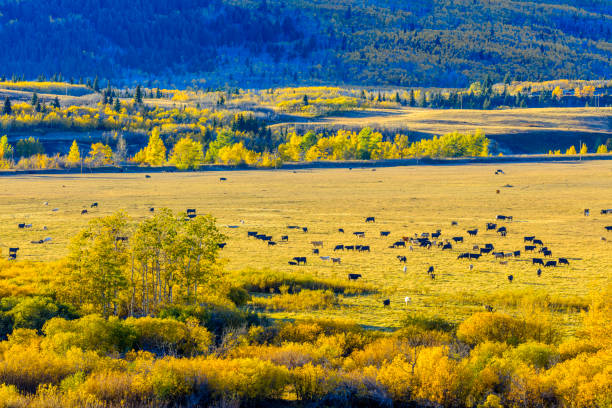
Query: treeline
0 0 610 87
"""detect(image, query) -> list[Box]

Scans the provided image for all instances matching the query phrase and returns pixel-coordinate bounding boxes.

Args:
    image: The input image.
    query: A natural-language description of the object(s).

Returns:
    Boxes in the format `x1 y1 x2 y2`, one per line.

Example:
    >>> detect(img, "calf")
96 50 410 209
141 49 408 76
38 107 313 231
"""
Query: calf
288 261 297 266
537 268 542 277
451 221 458 226
348 273 362 281
281 235 288 241
365 217 375 223
302 227 308 233
149 207 155 212
382 299 390 307
338 228 345 233
507 275 514 283
397 255 407 263
380 231 391 237
545 260 557 267
332 258 341 265
312 249 319 255
91 202 98 208
486 223 497 230
497 226 507 235
81 209 88 215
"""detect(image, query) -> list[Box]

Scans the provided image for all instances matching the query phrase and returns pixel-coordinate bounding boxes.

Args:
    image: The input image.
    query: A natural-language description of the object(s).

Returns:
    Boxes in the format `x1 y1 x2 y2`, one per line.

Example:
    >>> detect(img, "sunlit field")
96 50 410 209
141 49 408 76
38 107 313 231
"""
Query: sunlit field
1 161 611 335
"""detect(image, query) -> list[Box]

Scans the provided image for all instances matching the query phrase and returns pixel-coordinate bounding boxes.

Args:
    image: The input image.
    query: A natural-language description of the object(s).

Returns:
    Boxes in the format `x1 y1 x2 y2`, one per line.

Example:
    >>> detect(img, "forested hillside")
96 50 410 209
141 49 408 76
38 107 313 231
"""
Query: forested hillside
0 0 610 87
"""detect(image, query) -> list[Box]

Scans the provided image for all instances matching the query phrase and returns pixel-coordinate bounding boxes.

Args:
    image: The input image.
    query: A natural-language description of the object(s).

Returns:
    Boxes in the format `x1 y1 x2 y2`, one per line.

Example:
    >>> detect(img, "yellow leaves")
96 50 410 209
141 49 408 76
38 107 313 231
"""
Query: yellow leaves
217 142 259 166
86 143 113 166
552 86 563 100
66 140 80 166
132 128 166 166
596 144 609 154
566 145 577 155
168 137 204 170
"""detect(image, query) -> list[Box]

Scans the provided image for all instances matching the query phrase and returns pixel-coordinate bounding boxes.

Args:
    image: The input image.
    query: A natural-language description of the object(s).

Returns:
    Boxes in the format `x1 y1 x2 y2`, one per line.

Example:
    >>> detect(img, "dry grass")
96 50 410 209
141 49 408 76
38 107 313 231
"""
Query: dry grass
0 161 611 335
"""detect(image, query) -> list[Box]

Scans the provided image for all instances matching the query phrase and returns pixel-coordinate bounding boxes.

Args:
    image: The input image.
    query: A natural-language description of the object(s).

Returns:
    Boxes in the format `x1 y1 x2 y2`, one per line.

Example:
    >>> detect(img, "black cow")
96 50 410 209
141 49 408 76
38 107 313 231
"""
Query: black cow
392 241 406 248
467 229 478 236
91 202 98 208
220 177 227 181
605 226 612 231
497 226 507 234
397 256 407 263
281 235 289 241
430 273 436 280
431 231 442 239
513 251 521 257
312 249 319 255
18 223 25 229
427 266 434 274
533 239 544 246
485 243 494 249
452 237 464 243
380 231 391 237
545 261 557 267
442 243 453 250
348 273 362 281
497 215 507 220
382 299 390 307
524 236 535 242
268 241 277 246
601 209 611 215
457 253 469 259
451 221 458 226
469 253 482 260
558 258 570 266
145 175 151 179
81 209 88 215
186 209 196 215
338 228 345 233
218 243 227 249
486 223 497 230
288 261 297 266
302 227 308 233
537 268 542 276
248 231 258 237
525 245 536 252
365 217 375 223
9 248 19 254
287 225 300 229
542 250 552 257
293 257 307 265
533 258 544 265
507 275 514 283
149 207 155 212
345 245 355 251
359 245 371 252
480 247 493 254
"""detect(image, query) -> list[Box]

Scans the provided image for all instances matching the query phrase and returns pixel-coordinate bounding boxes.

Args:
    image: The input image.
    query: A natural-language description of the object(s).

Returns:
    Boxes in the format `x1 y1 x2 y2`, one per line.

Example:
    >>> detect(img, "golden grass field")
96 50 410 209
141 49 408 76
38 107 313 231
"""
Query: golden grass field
1 161 611 335
275 106 611 136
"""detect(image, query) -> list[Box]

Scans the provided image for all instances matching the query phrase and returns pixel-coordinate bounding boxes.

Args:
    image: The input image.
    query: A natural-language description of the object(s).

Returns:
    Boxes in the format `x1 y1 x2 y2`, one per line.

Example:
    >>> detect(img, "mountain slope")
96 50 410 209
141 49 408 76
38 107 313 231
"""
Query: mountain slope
0 0 610 87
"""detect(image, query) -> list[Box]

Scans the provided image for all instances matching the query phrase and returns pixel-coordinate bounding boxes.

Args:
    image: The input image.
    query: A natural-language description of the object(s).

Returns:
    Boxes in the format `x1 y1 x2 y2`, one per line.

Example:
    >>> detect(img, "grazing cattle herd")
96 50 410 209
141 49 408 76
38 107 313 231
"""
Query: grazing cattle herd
2 174 611 314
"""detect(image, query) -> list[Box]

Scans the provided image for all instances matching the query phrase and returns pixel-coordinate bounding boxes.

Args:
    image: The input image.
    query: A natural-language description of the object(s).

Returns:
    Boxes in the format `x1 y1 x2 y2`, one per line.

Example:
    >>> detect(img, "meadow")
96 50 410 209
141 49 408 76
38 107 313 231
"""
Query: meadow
1 160 610 335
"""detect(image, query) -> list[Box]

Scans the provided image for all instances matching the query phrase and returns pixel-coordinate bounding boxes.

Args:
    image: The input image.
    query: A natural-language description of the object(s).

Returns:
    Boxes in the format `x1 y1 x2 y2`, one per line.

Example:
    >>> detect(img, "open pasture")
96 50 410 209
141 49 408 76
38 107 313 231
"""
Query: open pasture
0 161 611 334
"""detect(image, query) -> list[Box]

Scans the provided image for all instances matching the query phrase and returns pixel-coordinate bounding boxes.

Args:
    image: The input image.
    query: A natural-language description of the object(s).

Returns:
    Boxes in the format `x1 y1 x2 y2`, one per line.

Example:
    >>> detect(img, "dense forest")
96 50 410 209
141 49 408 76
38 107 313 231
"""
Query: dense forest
0 0 610 87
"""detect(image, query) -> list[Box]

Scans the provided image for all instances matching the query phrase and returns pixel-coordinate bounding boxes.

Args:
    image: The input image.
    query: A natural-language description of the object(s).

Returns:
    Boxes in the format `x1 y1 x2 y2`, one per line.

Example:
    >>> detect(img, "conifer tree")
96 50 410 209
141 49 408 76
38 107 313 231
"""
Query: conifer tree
2 97 11 115
114 98 121 112
67 140 81 165
52 97 60 109
31 93 38 106
134 85 143 104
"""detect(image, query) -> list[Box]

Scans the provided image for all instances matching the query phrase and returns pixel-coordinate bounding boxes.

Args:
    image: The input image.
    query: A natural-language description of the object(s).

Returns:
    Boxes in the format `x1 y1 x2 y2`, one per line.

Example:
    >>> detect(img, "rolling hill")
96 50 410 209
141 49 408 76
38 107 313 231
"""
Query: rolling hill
0 0 610 87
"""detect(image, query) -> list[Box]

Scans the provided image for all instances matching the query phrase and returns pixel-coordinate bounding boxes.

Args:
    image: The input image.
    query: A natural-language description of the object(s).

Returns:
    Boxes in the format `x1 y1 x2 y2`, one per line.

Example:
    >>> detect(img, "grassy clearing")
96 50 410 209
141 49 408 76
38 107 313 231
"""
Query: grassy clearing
0 161 610 335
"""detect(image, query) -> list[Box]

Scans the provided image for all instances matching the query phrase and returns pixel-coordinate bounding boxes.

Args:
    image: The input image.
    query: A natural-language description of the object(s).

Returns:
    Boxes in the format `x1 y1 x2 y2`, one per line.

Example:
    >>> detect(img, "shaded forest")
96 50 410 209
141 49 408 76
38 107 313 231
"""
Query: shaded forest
0 0 610 87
